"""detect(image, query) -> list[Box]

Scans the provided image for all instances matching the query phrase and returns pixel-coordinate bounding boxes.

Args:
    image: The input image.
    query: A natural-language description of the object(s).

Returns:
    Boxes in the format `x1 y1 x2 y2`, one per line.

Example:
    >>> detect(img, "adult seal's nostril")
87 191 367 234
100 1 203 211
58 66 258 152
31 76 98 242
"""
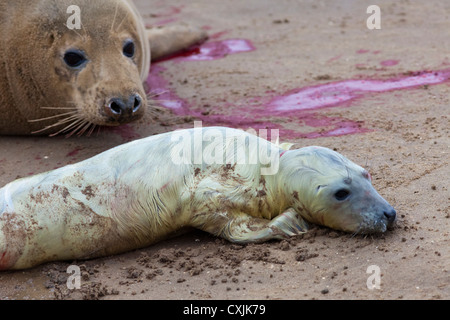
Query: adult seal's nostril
129 94 142 113
108 98 127 116
383 208 397 223
107 94 142 119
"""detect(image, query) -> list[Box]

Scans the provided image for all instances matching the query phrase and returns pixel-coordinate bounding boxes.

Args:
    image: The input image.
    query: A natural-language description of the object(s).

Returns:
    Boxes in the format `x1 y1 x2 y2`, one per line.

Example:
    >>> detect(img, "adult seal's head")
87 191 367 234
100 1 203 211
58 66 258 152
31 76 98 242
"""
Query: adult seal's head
0 0 150 136
280 146 396 234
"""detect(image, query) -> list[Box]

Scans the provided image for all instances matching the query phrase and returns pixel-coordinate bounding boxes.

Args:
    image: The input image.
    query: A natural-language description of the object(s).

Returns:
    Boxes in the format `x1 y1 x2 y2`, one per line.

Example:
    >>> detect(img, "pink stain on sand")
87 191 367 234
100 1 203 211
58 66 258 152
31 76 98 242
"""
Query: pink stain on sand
148 64 190 114
149 38 255 114
380 59 399 67
268 70 450 113
147 37 450 139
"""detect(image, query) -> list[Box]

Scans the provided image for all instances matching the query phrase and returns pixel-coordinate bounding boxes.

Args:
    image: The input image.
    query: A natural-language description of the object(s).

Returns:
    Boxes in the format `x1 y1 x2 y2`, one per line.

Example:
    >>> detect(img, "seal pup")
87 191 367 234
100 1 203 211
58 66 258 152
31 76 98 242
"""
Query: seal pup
0 127 396 270
0 0 207 136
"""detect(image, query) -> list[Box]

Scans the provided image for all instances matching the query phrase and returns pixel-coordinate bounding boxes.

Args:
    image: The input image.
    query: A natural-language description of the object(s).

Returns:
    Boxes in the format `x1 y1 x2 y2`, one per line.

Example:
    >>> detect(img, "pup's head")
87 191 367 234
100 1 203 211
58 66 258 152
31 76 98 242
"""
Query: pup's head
282 146 396 233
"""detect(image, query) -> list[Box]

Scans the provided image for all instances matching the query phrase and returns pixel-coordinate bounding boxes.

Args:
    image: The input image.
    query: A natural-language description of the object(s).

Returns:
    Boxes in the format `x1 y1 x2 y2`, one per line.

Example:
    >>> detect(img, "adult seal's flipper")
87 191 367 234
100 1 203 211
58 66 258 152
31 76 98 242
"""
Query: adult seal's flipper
147 25 208 61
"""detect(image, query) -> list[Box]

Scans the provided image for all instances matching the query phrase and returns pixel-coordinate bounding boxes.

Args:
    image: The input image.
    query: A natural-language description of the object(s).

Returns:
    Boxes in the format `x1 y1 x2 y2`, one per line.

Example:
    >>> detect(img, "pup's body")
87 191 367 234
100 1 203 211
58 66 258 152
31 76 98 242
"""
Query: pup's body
0 127 396 270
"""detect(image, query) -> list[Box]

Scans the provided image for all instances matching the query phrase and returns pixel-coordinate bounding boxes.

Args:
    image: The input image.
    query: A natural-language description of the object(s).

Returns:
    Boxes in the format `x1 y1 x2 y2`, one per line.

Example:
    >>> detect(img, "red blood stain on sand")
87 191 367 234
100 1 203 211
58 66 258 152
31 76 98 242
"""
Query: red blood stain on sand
147 33 450 138
146 36 450 139
108 124 142 142
380 59 399 67
66 146 83 158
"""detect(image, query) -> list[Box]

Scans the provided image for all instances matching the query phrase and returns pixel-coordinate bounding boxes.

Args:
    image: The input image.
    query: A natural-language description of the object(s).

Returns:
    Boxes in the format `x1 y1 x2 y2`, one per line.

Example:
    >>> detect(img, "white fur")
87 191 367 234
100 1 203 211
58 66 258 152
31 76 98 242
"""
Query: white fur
0 127 394 270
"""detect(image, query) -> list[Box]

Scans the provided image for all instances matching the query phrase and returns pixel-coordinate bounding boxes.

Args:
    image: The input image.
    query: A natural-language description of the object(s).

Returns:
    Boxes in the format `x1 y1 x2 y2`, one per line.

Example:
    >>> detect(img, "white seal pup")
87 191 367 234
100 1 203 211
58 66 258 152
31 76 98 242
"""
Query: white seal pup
0 127 396 270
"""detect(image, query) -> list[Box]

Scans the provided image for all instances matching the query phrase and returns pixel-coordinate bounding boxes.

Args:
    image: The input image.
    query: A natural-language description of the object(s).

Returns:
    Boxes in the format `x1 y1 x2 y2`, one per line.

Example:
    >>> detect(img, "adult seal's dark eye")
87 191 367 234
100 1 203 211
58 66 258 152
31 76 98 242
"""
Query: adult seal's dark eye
334 189 350 201
123 40 135 58
63 50 87 68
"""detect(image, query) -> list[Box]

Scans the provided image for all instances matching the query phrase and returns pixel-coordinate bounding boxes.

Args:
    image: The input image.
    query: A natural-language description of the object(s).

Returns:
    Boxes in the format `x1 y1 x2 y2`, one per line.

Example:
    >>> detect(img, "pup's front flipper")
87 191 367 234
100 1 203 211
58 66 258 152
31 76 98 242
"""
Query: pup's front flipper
268 208 309 238
192 208 308 244
146 25 208 61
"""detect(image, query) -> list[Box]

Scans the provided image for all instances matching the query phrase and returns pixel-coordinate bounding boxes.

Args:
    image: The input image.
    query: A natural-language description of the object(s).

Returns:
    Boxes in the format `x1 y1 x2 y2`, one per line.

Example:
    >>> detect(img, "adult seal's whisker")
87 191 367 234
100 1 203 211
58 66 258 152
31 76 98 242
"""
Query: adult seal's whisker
87 124 98 137
28 111 78 123
31 115 80 135
77 121 95 137
48 118 84 137
60 120 88 138
40 107 78 110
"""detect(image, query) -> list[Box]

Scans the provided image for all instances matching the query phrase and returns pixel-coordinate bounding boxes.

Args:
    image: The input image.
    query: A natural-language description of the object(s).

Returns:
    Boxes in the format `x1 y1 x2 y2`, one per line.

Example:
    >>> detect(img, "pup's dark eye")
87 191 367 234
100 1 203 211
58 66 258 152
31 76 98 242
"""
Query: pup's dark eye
334 189 350 201
63 50 87 68
123 40 135 58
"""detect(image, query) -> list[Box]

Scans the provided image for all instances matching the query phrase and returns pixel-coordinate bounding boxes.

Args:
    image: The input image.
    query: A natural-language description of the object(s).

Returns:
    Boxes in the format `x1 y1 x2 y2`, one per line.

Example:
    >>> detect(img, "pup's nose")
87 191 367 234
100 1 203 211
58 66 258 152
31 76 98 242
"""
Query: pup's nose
106 94 142 121
383 207 397 223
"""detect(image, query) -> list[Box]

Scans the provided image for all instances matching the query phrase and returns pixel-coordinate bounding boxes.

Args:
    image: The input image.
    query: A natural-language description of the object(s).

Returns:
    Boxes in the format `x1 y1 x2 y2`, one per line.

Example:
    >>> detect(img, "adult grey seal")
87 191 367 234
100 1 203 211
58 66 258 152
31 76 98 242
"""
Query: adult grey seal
0 0 206 136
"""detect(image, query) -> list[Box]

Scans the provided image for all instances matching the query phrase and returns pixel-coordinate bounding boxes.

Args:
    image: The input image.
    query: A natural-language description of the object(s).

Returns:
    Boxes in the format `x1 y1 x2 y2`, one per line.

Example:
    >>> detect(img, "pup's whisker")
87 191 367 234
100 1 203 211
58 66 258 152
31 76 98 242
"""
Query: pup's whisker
350 224 362 239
